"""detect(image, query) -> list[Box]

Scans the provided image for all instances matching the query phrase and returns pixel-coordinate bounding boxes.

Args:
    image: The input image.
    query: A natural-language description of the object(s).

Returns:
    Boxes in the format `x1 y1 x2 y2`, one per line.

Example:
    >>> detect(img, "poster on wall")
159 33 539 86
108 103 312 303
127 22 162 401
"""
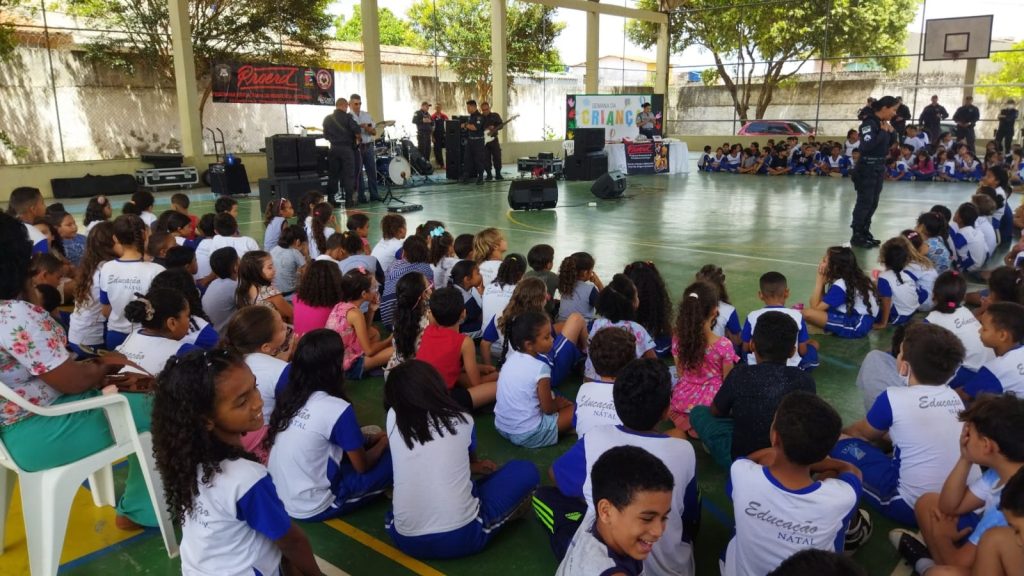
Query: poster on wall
565 94 664 140
211 62 336 105
625 141 670 175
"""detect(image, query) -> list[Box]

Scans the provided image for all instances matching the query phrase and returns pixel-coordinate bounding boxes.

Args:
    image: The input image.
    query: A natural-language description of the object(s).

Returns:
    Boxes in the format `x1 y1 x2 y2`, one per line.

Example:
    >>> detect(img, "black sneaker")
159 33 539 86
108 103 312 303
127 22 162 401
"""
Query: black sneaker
850 235 874 248
889 529 931 567
476 177 484 185
495 173 504 180
843 508 872 554
485 172 493 181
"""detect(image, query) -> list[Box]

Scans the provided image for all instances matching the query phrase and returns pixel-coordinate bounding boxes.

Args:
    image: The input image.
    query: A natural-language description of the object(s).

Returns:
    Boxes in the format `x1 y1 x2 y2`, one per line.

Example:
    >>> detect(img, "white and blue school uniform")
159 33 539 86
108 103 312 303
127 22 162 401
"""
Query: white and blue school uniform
817 154 850 176
877 268 926 326
740 306 817 370
954 157 982 181
494 350 559 449
556 520 644 576
904 133 929 153
789 152 813 175
182 316 218 350
553 425 699 576
384 410 539 559
951 225 988 272
245 353 291 424
263 216 286 252
941 160 957 180
478 260 502 289
306 227 334 261
98 259 165 348
115 331 196 376
963 469 1010 547
556 280 599 323
454 284 484 338
821 278 878 338
68 268 107 357
712 301 741 340
194 238 214 281
266 391 393 520
843 139 859 157
722 458 859 576
208 234 260 259
23 222 49 254
481 283 516 348
963 345 1024 398
831 385 977 526
709 153 726 172
976 216 998 256
925 307 994 387
582 319 655 380
180 458 292 576
722 152 741 173
994 186 1014 244
891 157 913 181
371 237 404 274
698 152 713 171
572 381 621 437
432 256 460 289
481 320 581 386
907 262 938 312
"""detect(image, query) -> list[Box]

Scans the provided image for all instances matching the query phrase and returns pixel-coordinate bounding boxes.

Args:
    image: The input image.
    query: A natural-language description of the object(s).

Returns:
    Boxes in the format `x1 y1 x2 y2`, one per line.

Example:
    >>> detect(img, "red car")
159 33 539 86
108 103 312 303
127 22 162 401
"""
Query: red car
737 120 816 137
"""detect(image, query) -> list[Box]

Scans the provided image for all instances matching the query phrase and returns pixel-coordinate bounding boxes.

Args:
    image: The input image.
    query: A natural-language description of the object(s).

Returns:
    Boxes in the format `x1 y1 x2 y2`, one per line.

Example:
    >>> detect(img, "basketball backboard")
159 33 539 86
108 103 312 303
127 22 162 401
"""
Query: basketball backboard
923 15 993 61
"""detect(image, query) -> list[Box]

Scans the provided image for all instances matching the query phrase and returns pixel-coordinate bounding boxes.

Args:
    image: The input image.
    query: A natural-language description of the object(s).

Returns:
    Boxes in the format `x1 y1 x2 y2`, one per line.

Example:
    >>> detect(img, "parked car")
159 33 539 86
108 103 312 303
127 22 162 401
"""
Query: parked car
738 120 816 137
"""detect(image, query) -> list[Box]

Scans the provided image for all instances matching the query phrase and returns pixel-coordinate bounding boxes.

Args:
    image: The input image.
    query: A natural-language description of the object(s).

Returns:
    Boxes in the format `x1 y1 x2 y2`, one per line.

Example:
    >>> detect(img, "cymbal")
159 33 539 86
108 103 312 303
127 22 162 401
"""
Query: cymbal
376 120 396 128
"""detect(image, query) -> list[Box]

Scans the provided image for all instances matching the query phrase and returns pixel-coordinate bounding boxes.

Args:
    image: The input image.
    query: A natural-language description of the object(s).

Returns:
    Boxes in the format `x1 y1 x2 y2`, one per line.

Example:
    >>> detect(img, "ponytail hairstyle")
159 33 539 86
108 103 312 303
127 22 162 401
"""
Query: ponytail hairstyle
558 251 595 296
931 271 966 314
151 348 252 525
393 272 430 360
429 231 454 266
505 310 551 354
311 202 334 256
917 211 950 244
151 267 208 321
471 227 504 264
234 251 272 308
74 221 118 306
896 232 933 269
450 259 478 289
123 190 155 216
879 237 910 283
295 260 344 308
498 277 548 333
624 260 672 341
123 287 188 331
278 224 307 249
111 213 148 254
823 246 877 317
84 195 111 227
221 306 281 355
596 273 638 323
988 164 1012 200
415 220 446 242
674 281 719 371
264 198 292 228
155 210 191 235
695 264 730 304
295 190 323 225
384 360 468 450
988 266 1024 305
339 268 373 302
339 231 364 257
265 329 348 449
493 253 526 287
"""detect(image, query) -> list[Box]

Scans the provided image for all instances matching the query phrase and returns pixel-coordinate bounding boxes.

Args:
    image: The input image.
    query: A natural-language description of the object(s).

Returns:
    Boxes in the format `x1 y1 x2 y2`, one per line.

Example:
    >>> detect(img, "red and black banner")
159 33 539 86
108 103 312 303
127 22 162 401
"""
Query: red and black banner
211 62 335 105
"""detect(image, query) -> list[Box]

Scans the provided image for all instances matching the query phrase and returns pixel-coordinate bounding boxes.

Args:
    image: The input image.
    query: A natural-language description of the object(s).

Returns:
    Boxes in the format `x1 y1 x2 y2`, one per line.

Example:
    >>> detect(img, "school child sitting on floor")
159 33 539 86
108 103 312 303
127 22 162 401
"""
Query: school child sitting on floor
572 327 636 437
741 271 818 370
802 246 880 339
960 302 1024 400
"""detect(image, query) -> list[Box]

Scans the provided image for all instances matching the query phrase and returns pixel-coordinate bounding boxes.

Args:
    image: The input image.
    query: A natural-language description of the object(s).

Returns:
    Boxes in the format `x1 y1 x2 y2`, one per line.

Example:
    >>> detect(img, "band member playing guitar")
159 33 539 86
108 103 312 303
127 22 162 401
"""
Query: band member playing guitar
481 101 510 181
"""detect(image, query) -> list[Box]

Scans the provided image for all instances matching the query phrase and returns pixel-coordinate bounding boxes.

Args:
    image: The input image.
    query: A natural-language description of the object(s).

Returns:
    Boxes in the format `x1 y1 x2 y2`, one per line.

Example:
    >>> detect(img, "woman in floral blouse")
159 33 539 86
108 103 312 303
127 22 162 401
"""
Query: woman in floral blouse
0 212 157 530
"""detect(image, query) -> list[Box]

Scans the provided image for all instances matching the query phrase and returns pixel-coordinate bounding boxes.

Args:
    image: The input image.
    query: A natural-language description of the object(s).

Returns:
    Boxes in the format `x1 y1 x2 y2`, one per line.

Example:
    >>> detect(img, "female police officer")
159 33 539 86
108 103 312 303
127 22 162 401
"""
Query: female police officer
850 95 899 248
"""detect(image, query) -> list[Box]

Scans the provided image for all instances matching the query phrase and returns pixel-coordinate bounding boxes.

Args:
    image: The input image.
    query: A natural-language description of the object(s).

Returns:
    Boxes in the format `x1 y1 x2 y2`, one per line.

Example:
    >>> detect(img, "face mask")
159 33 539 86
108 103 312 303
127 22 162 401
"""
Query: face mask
897 360 911 386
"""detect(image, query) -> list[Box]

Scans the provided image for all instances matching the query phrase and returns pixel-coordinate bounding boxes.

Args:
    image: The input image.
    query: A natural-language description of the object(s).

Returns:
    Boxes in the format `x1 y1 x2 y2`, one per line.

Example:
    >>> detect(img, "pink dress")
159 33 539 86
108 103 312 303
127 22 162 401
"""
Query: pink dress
325 301 364 370
292 296 333 335
670 336 738 418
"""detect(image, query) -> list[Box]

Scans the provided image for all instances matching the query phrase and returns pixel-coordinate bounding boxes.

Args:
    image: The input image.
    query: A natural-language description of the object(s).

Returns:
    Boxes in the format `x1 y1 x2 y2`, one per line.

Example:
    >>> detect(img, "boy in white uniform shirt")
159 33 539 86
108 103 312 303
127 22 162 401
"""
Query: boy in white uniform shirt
572 327 635 436
207 213 259 258
741 272 819 370
371 214 407 274
903 125 930 153
831 323 978 527
723 392 863 576
950 203 989 273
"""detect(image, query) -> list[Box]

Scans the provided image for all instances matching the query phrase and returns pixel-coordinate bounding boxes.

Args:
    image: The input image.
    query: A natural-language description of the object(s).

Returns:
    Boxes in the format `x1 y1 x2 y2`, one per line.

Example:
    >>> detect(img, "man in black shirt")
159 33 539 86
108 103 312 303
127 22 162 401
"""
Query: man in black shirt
918 94 948 144
892 96 911 142
460 100 486 185
952 95 980 153
996 100 1018 154
323 97 361 208
412 100 433 162
857 97 876 122
480 101 504 181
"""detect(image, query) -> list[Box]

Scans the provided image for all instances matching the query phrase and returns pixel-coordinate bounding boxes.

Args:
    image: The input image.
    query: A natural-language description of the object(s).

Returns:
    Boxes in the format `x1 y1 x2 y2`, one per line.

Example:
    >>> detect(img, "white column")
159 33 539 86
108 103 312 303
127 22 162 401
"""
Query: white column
361 0 385 122
491 0 508 140
586 3 599 92
167 0 204 162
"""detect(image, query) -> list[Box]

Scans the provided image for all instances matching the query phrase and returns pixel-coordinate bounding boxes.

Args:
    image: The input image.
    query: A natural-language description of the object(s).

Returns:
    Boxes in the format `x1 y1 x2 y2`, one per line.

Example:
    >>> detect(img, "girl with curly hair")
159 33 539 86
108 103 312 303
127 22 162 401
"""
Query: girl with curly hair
695 264 742 347
624 260 673 358
151 349 319 575
68 221 118 357
803 246 880 338
670 280 739 435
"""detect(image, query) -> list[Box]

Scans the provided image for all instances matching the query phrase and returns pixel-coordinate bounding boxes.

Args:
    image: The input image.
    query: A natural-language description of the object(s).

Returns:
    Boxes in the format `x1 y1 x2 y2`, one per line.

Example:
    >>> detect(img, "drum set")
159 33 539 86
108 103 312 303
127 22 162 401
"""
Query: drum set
374 124 433 187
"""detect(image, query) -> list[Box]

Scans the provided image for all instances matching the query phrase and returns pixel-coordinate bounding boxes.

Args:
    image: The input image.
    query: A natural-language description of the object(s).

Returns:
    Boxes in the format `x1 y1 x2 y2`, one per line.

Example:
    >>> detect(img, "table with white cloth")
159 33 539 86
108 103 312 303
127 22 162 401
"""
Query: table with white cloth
562 139 689 174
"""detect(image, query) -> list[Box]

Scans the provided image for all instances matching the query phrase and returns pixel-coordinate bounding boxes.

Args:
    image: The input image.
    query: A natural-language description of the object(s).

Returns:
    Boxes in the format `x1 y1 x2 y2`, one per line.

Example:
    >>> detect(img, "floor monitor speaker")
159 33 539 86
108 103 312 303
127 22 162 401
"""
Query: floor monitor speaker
590 170 627 199
508 179 558 210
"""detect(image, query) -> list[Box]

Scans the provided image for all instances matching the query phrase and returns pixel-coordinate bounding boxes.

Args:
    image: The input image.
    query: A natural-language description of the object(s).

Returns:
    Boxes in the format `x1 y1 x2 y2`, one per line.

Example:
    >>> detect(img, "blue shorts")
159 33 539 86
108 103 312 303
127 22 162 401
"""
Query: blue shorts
831 438 916 526
498 413 559 449
105 330 129 350
799 344 820 371
654 335 673 359
543 334 582 387
344 355 366 380
386 460 539 559
825 311 873 339
304 450 394 521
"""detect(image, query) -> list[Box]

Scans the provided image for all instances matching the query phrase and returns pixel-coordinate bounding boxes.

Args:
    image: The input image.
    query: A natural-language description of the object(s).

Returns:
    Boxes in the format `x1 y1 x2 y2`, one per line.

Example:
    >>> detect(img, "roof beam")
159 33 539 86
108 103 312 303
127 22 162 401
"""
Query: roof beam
524 0 668 24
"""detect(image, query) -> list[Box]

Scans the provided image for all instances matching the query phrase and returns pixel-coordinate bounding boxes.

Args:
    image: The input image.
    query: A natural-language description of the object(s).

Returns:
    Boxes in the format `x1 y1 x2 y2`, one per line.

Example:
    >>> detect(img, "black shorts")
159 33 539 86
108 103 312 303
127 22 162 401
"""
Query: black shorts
450 387 474 411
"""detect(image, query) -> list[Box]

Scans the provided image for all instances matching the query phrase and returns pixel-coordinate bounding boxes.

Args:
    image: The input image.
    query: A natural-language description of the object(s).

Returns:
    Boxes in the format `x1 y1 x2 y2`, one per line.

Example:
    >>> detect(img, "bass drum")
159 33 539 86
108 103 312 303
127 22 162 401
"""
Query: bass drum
388 156 412 185
375 156 393 185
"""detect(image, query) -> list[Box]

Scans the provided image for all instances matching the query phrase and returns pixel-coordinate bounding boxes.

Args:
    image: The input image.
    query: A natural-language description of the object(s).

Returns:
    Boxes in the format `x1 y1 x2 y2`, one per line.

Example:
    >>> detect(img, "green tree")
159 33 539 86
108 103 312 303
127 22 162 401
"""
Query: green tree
627 0 918 122
407 0 564 99
334 6 419 47
62 0 333 122
978 40 1024 102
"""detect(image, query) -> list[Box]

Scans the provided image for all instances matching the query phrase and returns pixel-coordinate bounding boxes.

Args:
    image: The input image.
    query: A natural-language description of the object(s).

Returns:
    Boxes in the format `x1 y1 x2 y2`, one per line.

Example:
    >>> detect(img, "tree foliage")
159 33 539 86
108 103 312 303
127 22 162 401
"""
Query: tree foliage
62 0 333 121
978 40 1024 103
407 0 564 99
627 0 918 122
334 5 419 47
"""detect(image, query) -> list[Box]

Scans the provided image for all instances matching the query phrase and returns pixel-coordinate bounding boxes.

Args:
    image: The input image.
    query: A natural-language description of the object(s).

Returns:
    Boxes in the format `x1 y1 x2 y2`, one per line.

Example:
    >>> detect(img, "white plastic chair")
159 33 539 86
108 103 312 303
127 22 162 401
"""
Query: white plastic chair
0 382 178 576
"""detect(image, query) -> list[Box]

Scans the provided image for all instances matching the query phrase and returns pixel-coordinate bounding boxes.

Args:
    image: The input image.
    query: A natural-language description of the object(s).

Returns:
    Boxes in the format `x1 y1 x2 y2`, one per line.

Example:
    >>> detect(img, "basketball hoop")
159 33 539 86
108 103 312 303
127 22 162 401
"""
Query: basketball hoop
947 51 965 61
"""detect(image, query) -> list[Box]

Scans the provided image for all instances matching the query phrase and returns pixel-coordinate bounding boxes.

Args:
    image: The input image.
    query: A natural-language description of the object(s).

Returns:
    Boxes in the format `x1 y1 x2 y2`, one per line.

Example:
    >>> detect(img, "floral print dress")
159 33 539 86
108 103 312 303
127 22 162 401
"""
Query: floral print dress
670 335 738 421
0 300 70 426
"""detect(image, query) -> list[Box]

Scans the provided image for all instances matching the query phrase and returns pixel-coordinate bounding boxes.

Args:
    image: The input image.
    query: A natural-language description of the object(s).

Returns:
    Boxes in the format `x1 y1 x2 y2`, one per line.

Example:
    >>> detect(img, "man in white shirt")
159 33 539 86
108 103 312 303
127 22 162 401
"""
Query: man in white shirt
349 94 380 204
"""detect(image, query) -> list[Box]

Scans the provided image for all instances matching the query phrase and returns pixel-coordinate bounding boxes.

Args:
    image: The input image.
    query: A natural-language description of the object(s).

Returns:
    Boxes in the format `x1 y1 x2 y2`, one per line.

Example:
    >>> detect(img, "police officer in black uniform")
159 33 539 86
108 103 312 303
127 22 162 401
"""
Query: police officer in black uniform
953 96 980 154
480 101 504 181
412 101 433 161
857 97 875 122
996 100 1018 154
850 95 899 248
323 97 361 208
918 94 948 145
461 100 486 185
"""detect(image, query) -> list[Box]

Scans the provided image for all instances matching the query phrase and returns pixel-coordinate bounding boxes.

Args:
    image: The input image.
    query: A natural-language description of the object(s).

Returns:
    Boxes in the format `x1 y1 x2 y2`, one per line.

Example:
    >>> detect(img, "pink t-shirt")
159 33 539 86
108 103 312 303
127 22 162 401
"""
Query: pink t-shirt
670 335 739 415
292 296 334 335
325 301 363 370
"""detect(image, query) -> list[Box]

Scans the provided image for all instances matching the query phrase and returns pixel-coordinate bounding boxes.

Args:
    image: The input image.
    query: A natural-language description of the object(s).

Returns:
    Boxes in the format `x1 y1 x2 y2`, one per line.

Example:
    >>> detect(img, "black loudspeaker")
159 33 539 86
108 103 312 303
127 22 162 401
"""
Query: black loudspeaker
296 137 318 172
51 174 137 198
508 179 558 210
445 120 464 179
265 135 319 178
573 128 605 159
209 162 251 196
258 176 324 212
591 170 628 199
584 153 609 180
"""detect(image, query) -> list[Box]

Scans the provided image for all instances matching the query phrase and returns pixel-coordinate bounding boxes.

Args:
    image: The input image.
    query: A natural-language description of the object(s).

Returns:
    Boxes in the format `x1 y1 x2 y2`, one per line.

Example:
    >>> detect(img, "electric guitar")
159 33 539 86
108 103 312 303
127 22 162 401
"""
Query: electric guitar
484 114 520 144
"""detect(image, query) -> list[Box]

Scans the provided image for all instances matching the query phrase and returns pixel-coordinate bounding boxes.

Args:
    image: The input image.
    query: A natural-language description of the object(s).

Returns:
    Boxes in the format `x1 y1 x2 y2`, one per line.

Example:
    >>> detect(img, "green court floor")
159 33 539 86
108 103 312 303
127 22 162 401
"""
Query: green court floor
8 167 1006 576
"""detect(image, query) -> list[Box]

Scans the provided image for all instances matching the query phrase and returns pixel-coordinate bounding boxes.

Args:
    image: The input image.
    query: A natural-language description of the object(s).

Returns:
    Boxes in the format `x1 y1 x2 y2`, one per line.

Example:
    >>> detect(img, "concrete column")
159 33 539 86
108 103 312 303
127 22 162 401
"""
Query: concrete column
361 0 385 123
491 0 508 141
655 21 669 96
586 4 599 92
167 0 204 162
963 58 977 100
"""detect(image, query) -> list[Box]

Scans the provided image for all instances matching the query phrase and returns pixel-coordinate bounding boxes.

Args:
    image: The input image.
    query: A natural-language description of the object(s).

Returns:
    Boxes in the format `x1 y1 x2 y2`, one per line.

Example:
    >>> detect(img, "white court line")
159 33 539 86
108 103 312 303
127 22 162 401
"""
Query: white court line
315 555 351 576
